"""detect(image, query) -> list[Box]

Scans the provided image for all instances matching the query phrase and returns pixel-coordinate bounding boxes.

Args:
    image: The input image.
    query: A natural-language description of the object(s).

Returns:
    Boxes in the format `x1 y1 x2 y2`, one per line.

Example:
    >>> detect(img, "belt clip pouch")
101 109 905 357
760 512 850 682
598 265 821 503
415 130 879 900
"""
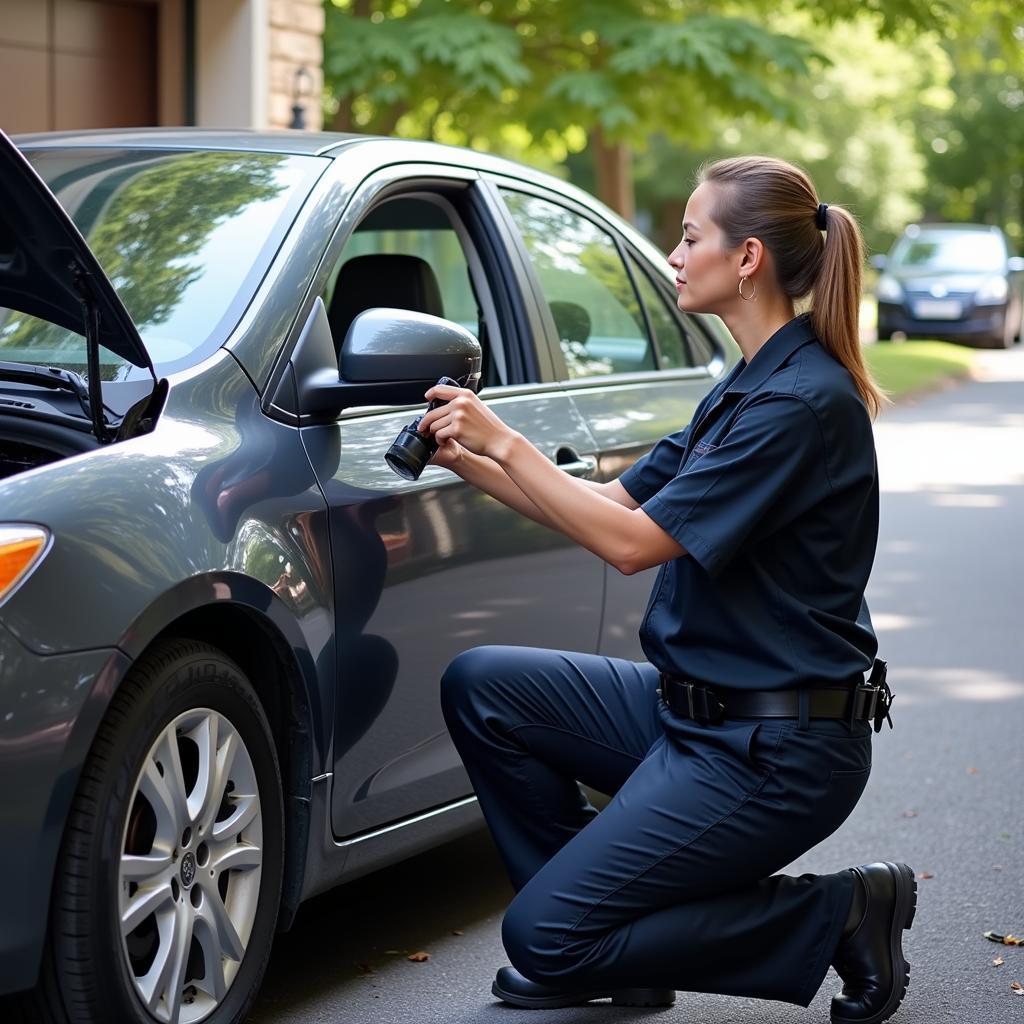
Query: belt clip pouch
867 658 894 733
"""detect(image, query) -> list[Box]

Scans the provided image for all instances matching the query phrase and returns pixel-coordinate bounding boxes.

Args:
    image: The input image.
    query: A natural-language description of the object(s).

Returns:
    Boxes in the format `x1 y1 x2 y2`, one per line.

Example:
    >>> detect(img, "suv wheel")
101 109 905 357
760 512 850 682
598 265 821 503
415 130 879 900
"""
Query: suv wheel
33 639 284 1024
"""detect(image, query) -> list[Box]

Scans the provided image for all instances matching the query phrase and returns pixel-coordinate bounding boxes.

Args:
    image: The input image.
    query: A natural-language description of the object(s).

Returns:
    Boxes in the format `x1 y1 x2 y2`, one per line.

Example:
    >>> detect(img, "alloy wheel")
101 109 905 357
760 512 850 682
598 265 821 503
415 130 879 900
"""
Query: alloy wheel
118 708 263 1024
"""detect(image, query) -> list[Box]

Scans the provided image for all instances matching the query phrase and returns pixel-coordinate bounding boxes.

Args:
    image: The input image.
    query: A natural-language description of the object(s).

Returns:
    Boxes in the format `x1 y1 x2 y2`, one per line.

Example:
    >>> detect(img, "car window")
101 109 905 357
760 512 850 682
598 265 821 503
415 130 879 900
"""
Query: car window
0 148 326 381
627 255 697 370
324 196 502 386
890 230 1007 274
500 189 656 380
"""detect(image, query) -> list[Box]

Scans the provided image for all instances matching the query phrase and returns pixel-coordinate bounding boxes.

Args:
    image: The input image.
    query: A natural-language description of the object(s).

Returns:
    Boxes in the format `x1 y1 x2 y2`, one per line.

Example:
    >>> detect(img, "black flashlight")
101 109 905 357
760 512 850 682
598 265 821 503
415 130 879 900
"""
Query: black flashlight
384 376 461 481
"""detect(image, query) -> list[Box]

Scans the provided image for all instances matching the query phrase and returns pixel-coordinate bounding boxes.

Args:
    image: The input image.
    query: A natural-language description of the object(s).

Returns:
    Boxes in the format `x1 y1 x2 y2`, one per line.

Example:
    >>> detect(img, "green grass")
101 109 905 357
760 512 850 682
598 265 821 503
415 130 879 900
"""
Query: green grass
864 340 976 401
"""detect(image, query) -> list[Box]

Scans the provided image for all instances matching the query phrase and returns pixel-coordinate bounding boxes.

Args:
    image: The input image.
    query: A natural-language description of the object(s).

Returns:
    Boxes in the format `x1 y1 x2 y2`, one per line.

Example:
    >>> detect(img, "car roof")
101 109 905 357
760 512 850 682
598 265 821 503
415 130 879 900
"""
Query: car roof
903 222 1003 235
12 127 363 156
11 127 615 224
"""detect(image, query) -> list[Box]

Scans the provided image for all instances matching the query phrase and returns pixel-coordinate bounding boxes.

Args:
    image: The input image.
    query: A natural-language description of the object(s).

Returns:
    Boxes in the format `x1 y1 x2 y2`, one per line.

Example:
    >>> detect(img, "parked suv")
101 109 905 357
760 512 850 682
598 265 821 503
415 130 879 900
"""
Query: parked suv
0 129 733 1024
874 222 1024 348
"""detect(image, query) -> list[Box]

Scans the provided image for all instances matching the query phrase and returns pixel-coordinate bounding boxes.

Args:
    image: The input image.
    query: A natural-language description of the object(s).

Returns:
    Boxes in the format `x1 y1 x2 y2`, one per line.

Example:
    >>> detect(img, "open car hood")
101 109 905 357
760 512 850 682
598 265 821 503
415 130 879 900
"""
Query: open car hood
0 129 154 374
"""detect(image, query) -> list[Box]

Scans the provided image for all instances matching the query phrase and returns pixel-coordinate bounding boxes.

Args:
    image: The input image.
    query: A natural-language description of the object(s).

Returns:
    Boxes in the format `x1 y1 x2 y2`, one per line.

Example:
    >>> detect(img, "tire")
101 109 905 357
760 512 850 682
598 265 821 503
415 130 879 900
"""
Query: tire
30 639 284 1024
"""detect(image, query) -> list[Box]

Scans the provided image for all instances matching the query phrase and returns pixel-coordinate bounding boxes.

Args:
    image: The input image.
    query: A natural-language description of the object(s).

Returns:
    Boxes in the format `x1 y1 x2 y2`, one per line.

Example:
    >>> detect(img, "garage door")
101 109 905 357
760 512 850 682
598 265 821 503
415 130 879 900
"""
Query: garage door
0 0 158 133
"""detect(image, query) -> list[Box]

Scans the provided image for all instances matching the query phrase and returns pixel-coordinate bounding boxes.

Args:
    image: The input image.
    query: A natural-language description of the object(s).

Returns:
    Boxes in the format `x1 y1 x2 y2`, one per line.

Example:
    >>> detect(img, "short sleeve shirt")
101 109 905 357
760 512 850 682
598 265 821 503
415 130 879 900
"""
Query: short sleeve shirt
619 313 878 690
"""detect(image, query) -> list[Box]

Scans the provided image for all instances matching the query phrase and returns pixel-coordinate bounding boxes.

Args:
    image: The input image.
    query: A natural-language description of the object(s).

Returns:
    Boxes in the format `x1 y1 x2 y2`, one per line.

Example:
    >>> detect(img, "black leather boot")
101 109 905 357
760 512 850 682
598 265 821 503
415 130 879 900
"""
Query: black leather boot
831 862 917 1024
492 966 675 1010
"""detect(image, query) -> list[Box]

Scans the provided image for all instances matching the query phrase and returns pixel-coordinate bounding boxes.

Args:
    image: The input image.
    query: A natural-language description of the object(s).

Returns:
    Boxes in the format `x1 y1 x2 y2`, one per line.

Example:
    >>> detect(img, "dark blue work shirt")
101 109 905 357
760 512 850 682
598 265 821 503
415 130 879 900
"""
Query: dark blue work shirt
619 313 878 690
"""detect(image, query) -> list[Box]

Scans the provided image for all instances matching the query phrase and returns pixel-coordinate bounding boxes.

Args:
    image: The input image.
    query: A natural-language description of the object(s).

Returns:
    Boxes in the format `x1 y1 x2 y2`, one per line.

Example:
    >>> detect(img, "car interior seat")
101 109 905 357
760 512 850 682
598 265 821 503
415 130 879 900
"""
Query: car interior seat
328 252 495 388
327 253 445 352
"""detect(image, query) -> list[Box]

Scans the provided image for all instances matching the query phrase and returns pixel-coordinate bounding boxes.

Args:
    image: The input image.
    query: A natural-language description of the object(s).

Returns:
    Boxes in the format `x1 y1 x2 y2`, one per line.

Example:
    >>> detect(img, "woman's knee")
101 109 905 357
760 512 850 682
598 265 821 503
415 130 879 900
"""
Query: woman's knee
439 645 505 723
501 890 587 983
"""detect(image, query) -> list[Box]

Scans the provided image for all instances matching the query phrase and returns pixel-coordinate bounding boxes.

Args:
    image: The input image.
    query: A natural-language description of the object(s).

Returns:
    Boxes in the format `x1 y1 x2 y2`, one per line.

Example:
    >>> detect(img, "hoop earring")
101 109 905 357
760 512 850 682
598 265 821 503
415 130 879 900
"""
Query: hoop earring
738 276 757 301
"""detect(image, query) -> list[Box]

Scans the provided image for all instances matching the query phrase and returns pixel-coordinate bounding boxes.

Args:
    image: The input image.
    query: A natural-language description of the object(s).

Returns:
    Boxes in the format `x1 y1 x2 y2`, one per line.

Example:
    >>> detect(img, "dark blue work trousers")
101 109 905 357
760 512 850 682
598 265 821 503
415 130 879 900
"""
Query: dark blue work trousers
440 646 873 1007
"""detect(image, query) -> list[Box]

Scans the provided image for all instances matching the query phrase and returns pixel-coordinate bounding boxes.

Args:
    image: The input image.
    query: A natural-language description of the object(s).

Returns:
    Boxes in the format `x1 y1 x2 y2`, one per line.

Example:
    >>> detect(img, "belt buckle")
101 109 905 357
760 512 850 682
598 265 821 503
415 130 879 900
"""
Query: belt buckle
688 681 725 725
683 681 697 719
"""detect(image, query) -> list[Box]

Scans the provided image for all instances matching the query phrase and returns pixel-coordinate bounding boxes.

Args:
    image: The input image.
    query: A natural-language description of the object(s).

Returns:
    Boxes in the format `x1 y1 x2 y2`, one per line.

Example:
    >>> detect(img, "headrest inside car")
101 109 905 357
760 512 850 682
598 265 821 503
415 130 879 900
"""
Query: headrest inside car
328 253 445 351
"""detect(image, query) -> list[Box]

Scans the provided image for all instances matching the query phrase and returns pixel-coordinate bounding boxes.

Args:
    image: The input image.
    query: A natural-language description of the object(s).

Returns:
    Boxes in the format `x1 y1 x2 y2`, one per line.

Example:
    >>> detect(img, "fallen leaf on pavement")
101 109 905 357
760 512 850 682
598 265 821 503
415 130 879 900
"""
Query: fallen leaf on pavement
384 950 405 955
967 766 980 774
917 871 935 880
408 951 430 962
1011 981 1023 995
452 929 464 936
985 932 1023 945
355 962 375 975
902 810 918 818
993 957 1005 967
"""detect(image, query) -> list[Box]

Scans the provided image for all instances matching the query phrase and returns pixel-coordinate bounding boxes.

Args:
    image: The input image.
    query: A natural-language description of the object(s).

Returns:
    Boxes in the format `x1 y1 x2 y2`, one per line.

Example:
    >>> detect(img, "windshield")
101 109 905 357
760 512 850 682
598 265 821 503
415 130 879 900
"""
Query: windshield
889 229 1007 275
0 147 327 381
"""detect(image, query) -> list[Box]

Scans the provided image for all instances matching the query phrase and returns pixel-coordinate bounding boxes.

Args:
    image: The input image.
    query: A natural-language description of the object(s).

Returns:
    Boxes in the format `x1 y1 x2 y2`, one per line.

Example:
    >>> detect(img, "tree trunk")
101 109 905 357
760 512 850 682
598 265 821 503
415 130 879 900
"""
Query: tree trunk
592 126 635 223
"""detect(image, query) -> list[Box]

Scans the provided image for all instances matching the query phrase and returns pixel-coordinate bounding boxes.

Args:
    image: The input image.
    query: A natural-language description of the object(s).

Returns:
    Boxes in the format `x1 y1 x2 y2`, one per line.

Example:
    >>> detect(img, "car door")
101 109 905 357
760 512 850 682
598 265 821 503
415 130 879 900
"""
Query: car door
488 179 733 661
298 168 605 838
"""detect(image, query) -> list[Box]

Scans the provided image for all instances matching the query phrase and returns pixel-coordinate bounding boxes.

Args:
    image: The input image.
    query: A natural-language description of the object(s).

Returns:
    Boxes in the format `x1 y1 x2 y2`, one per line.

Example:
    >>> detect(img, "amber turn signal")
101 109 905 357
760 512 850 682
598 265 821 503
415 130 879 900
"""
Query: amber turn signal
0 526 50 603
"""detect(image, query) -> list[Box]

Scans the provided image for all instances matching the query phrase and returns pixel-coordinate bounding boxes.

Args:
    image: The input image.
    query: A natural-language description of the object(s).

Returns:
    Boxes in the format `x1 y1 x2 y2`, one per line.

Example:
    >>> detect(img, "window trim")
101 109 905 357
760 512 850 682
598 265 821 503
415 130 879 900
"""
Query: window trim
492 179 658 383
486 174 723 385
262 165 548 426
322 190 508 387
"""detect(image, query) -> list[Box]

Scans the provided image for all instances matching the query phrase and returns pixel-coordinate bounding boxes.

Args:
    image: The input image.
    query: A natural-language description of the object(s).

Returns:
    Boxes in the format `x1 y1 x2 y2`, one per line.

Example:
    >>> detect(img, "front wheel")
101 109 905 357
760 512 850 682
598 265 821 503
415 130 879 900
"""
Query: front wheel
35 639 284 1024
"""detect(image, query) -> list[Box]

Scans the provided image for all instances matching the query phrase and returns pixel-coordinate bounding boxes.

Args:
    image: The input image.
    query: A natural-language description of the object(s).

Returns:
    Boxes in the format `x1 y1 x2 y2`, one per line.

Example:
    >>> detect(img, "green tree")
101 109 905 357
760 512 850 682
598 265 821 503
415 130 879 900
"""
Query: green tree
916 32 1024 249
632 13 952 256
323 0 826 216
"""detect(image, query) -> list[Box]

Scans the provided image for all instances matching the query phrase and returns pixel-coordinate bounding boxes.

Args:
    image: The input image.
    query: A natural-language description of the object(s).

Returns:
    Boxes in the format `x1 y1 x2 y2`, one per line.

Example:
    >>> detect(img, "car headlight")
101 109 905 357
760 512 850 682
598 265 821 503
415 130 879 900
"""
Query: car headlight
975 276 1008 304
876 275 903 303
0 525 50 604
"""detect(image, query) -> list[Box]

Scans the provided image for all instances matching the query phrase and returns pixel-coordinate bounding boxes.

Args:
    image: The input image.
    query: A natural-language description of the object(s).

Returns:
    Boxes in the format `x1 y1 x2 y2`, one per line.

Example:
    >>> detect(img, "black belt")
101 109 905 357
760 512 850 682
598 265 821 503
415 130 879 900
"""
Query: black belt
657 659 893 732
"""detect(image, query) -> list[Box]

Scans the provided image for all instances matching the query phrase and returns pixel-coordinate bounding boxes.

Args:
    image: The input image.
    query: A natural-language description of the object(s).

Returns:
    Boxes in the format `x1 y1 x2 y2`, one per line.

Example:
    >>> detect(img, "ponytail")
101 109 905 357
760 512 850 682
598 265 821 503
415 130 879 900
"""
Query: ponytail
699 157 888 419
811 205 886 419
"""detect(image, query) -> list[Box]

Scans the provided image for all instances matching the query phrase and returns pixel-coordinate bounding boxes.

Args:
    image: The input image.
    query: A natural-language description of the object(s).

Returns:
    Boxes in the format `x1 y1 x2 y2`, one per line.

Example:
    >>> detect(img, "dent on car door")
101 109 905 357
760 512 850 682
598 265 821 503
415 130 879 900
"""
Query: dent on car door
496 186 720 661
301 184 604 839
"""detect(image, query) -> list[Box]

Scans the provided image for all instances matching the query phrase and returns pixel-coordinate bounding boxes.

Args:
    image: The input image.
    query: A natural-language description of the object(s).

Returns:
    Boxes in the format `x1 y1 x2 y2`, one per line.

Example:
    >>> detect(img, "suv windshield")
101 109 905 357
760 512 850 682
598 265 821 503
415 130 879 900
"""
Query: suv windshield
0 147 327 381
889 229 1007 275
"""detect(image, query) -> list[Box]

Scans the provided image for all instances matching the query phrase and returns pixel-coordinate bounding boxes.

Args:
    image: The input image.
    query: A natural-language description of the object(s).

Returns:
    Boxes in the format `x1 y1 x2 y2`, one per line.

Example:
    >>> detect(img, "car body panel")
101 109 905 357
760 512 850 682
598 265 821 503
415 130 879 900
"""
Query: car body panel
308 387 604 837
0 629 129 990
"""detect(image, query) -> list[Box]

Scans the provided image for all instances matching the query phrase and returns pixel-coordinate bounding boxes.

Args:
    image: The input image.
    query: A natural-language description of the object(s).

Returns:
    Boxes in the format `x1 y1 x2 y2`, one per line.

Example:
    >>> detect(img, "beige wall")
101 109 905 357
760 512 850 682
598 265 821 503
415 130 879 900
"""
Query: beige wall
268 0 323 130
195 0 268 128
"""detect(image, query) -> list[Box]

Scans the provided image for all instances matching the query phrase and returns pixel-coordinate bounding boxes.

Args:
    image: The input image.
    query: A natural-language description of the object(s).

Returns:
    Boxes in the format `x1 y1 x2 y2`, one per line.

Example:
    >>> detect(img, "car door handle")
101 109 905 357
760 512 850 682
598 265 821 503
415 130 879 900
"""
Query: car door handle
554 447 598 478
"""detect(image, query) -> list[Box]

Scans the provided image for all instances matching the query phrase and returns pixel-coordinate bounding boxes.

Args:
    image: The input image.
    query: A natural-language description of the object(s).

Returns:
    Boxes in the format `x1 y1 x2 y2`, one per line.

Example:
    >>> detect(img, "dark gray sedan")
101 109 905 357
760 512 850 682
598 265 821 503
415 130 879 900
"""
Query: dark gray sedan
875 222 1024 348
0 128 734 1024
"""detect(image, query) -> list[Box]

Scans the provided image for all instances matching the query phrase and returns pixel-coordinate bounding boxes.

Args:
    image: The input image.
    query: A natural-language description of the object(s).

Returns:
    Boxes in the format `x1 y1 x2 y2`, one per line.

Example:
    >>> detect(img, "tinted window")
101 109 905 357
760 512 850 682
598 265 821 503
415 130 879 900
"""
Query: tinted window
329 198 480 337
628 255 695 369
890 229 1007 274
501 190 655 379
0 148 326 379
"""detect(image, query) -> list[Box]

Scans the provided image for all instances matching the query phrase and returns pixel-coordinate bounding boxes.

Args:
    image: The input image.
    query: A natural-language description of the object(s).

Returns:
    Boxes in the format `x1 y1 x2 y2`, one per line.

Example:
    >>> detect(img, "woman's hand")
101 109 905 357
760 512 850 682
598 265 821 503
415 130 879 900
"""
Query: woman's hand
419 383 519 462
428 435 466 472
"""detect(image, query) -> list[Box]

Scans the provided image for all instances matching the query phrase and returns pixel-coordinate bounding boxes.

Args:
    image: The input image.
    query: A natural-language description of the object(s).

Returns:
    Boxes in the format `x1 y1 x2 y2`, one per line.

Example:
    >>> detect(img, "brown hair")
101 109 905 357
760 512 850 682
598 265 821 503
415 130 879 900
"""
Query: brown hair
697 156 887 418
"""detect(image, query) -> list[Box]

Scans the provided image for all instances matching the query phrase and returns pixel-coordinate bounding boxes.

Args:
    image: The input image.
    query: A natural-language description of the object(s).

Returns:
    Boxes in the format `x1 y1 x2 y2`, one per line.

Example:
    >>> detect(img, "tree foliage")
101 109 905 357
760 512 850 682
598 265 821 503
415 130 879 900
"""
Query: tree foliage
323 0 824 174
323 0 1024 241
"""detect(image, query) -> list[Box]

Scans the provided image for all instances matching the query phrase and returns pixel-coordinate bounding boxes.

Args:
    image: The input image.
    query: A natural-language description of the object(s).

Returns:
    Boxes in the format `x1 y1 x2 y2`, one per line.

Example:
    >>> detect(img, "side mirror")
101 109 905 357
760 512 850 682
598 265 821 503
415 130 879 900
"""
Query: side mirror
340 307 482 394
1007 256 1024 273
273 299 483 421
869 254 888 271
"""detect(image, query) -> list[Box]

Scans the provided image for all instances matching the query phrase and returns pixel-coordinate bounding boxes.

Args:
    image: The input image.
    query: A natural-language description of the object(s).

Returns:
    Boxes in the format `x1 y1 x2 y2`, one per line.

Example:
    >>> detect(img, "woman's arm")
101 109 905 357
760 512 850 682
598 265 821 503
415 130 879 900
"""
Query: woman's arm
493 433 686 574
442 444 641 530
421 387 685 574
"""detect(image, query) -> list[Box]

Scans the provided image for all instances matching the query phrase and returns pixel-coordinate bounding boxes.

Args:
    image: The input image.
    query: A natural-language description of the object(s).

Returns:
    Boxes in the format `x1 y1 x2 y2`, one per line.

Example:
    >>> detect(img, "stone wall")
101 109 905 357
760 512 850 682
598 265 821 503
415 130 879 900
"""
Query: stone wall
268 0 324 130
